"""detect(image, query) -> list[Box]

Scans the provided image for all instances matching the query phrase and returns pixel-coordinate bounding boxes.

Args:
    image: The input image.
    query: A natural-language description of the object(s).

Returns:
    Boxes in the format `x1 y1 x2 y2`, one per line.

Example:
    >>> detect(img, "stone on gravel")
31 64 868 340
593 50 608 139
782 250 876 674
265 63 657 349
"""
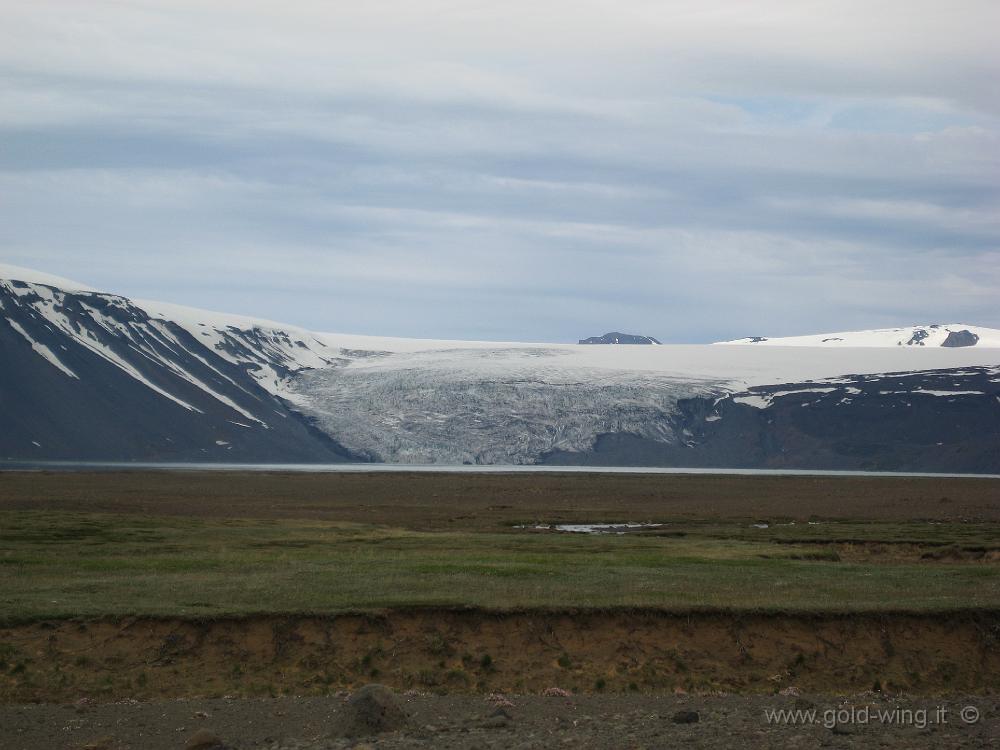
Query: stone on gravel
482 705 514 729
671 710 700 724
332 684 409 737
482 714 512 729
184 728 226 749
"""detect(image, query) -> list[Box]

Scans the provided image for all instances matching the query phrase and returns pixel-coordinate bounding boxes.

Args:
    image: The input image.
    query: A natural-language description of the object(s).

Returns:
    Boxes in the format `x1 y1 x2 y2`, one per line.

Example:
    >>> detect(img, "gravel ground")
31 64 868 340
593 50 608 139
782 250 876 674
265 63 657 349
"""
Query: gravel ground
2 691 997 750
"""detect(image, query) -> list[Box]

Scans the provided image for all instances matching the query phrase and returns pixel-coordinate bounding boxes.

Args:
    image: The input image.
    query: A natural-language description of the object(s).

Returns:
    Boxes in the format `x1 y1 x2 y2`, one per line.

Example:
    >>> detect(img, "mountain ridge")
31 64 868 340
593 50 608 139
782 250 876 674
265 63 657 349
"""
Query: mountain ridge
579 332 661 345
3 264 999 470
716 324 1000 348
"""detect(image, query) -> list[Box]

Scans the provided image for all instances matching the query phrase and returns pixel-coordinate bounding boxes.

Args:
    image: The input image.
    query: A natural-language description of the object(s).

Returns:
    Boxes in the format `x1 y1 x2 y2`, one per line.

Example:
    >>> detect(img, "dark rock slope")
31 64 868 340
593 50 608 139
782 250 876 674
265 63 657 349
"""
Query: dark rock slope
0 279 353 463
542 366 1000 473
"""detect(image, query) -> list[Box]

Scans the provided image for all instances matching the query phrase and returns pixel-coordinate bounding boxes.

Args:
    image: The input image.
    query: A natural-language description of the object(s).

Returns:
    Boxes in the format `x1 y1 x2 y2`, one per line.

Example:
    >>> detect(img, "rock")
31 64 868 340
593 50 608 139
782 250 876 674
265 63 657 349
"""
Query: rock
184 729 226 750
941 330 979 347
831 723 853 735
794 697 816 711
486 692 515 708
542 687 571 697
579 332 661 345
671 710 700 724
332 684 409 737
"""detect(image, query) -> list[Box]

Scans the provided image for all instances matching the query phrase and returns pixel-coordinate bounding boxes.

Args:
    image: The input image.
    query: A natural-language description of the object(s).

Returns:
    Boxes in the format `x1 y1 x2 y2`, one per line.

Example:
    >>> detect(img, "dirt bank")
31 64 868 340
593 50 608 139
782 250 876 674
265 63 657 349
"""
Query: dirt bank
2 610 998 703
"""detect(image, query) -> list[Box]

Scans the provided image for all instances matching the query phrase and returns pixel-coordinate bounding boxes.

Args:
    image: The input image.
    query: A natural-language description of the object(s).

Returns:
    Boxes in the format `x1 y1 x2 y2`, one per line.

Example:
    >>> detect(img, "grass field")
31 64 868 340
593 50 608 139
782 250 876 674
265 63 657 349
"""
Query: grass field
2 508 998 620
1 471 999 700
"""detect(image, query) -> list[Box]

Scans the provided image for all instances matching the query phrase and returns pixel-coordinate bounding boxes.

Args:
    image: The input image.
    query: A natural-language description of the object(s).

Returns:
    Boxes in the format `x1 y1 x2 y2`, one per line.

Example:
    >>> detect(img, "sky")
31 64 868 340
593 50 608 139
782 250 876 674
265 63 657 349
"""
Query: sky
1 1 998 343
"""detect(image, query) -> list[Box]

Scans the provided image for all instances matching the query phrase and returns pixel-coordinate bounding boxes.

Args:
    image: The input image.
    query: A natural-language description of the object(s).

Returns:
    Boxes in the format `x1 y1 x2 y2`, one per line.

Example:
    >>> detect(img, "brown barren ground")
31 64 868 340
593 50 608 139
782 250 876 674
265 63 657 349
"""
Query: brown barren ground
1 470 998 526
5 693 998 750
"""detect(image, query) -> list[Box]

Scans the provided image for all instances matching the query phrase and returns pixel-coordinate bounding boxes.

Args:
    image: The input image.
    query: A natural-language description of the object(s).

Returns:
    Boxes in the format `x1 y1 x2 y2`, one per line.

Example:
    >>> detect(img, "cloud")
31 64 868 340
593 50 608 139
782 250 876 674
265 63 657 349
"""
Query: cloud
0 1 998 341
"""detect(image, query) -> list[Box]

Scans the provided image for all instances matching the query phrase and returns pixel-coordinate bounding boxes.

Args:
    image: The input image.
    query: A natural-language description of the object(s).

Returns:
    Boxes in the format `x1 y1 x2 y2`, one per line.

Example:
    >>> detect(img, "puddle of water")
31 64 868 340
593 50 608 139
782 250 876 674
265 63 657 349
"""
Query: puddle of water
518 523 664 535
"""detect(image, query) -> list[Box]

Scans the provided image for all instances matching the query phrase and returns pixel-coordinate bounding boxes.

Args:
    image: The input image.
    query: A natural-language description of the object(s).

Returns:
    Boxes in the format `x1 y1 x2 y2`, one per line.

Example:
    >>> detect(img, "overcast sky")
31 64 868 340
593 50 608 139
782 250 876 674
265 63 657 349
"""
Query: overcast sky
1 1 998 342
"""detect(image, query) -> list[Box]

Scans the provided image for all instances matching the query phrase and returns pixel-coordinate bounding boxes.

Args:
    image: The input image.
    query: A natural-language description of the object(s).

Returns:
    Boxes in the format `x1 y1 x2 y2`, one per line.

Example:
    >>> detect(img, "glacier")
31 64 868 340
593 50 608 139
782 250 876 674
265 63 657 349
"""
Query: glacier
2 263 999 470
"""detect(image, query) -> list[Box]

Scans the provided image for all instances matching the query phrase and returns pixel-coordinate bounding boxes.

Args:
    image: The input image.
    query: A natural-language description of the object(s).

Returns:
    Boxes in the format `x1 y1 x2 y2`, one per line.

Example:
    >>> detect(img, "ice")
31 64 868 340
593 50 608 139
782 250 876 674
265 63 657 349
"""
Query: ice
732 394 770 409
717 324 1000 348
0 263 96 292
880 389 983 397
914 390 983 396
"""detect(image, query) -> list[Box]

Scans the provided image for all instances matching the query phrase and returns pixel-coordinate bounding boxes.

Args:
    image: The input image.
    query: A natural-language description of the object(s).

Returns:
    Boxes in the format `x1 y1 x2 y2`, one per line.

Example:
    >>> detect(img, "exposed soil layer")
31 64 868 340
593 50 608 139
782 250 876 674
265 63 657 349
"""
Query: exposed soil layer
3 692 999 749
2 471 999 528
2 611 998 705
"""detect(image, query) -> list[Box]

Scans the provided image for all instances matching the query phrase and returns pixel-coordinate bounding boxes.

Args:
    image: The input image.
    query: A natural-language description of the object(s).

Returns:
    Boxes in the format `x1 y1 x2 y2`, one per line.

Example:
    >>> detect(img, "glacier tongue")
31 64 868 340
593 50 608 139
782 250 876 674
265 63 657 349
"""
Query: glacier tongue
290 347 728 464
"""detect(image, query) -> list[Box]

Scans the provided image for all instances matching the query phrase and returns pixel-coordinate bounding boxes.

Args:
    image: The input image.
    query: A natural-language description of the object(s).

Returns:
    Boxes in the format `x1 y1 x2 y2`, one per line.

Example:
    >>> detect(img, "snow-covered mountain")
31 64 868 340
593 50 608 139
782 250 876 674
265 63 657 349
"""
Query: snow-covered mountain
3 263 999 471
0 264 353 462
717 324 1000 348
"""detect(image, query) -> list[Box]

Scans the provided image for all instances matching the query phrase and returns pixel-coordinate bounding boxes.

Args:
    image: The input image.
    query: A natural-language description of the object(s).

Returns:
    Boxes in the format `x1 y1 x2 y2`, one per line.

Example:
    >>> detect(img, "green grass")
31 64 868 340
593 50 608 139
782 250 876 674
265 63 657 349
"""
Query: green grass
0 511 998 621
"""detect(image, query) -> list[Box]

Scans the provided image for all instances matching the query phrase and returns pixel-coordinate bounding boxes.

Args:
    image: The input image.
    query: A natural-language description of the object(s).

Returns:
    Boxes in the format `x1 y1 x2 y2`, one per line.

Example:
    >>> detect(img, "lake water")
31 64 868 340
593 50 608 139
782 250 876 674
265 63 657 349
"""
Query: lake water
2 461 998 479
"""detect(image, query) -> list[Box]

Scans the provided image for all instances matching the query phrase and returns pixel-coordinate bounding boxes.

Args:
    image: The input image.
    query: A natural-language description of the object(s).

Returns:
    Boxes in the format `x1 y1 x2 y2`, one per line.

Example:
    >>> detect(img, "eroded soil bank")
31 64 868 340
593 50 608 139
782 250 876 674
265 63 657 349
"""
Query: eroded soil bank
2 610 998 703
